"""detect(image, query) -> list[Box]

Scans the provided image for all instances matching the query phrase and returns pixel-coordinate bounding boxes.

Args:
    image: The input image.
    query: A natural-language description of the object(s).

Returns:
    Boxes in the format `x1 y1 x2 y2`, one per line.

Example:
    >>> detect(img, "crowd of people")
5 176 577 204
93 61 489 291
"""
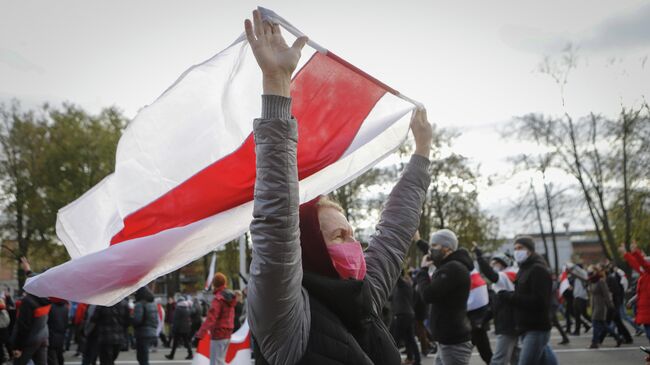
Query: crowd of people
7 9 650 365
4 259 245 365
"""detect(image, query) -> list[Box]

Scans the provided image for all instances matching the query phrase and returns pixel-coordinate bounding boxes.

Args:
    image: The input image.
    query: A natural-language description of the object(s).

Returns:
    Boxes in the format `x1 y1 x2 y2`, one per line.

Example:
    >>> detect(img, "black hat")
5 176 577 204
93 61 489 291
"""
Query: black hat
514 236 535 252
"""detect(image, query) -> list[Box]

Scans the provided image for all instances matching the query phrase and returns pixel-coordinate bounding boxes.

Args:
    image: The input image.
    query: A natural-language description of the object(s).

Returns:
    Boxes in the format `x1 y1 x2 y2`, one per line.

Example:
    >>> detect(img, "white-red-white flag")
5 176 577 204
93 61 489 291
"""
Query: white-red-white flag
467 269 489 311
558 269 570 297
205 253 217 291
192 322 252 365
24 7 418 305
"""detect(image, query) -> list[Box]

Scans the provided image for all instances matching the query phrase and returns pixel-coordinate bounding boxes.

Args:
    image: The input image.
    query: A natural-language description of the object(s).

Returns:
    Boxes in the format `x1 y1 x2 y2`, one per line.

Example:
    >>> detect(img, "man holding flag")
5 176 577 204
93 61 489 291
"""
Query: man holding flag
244 8 432 365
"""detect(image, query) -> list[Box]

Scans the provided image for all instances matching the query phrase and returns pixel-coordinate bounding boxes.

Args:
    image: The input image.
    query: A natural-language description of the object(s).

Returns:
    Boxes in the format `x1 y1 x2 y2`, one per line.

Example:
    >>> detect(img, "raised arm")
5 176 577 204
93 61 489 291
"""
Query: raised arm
364 109 432 315
473 245 499 283
245 10 310 365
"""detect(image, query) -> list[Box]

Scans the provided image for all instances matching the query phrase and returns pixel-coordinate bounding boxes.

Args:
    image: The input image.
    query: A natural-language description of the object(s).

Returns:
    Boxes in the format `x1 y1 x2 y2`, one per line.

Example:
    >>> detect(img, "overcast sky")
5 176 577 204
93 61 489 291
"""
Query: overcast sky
1 0 649 237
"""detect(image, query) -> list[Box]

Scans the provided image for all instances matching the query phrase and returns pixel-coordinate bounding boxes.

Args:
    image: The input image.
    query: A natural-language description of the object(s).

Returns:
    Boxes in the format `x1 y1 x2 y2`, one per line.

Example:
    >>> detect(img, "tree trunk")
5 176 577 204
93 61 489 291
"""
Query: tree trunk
531 182 550 265
542 178 560 276
622 114 632 248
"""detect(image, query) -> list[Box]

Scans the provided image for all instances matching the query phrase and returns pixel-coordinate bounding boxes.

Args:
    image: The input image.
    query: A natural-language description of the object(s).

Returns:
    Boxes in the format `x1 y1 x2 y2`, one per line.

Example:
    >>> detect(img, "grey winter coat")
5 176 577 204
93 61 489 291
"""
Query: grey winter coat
591 278 614 321
247 95 431 365
133 287 158 339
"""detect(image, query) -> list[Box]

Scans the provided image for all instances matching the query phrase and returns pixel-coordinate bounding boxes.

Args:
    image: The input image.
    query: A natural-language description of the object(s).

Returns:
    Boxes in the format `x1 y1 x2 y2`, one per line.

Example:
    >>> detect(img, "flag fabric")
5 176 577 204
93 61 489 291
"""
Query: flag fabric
24 7 418 305
558 269 570 297
156 301 165 337
192 322 252 365
492 267 517 293
616 267 629 291
467 269 489 311
205 252 217 291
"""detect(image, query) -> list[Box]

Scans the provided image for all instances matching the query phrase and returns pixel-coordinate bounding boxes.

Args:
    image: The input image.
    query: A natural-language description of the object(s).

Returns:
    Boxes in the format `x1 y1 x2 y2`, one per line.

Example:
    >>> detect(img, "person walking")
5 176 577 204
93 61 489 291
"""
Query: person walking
605 263 633 344
620 243 650 343
243 9 433 365
47 298 69 365
91 302 129 365
417 229 474 365
473 246 520 365
164 296 193 360
499 236 558 365
391 273 420 365
569 263 592 335
195 273 236 365
132 287 159 365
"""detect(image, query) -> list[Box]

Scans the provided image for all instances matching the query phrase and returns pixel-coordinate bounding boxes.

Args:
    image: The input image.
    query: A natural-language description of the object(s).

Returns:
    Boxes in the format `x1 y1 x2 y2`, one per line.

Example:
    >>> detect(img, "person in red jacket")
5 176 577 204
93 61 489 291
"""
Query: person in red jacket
195 273 236 365
620 242 650 343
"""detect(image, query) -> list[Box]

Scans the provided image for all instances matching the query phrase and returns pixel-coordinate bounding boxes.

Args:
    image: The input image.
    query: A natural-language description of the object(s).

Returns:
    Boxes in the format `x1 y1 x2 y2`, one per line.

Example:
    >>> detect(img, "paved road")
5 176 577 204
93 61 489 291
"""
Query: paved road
61 329 646 365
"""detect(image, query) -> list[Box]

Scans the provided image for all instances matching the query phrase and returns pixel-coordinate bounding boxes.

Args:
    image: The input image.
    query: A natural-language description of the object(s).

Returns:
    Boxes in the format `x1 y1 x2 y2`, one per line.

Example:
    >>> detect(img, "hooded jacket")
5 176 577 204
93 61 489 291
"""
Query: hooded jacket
501 253 552 333
10 294 50 351
47 299 69 349
247 96 431 365
196 286 237 340
133 287 158 338
416 248 473 345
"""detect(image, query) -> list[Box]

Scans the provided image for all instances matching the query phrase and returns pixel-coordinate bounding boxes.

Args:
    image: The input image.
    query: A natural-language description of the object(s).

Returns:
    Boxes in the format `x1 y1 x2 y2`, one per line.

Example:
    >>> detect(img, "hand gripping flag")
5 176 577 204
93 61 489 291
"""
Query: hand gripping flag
24 7 419 305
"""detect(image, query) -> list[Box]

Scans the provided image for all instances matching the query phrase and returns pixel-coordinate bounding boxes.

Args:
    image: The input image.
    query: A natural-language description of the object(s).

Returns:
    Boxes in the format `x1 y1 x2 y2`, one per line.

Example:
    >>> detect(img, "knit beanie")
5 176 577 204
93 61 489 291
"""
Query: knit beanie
514 236 536 252
430 229 459 251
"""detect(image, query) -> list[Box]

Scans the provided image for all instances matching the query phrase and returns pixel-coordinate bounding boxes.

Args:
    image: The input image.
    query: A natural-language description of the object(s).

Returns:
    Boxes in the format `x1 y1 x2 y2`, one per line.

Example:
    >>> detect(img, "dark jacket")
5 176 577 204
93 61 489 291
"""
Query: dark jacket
93 302 129 345
606 270 625 308
171 300 192 335
416 249 473 345
501 253 552 333
47 300 69 349
255 272 401 365
390 276 414 317
133 287 158 339
11 294 50 351
475 251 516 335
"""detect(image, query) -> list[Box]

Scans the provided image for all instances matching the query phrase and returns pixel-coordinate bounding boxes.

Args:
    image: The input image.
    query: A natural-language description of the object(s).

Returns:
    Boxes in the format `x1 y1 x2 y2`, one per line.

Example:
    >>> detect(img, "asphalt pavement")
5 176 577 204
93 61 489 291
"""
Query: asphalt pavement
60 329 647 365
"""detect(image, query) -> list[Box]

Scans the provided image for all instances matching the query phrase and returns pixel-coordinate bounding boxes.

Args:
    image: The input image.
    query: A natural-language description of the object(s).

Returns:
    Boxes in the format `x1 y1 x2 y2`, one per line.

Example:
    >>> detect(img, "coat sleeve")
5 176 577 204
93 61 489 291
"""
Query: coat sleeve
475 251 499 283
416 265 455 302
247 95 310 365
196 300 220 339
509 266 552 311
364 155 431 316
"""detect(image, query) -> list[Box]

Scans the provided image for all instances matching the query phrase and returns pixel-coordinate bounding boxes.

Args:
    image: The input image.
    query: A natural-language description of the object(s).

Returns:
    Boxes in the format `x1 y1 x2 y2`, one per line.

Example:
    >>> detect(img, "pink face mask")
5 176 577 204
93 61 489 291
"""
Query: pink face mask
326 241 367 280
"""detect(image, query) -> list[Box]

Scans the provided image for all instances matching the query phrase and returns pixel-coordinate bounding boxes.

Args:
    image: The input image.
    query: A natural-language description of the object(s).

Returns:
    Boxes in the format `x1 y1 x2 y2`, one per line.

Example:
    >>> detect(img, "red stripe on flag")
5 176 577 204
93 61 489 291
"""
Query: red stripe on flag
505 271 517 282
111 52 386 245
470 272 486 290
225 331 251 363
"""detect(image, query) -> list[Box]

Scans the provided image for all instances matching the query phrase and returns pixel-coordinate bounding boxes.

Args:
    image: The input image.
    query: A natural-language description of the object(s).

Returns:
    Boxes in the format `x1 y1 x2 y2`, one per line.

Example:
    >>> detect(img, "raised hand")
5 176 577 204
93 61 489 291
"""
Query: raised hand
244 9 308 97
410 108 432 158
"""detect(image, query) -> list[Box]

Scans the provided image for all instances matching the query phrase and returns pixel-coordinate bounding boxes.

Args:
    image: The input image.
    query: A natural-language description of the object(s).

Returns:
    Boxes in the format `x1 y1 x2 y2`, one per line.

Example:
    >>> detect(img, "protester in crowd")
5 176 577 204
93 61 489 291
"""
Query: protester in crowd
81 305 99 365
467 292 493 364
620 242 650 343
195 273 236 365
390 272 420 365
605 262 633 344
0 298 11 365
417 229 474 365
64 301 76 352
549 275 570 345
412 269 434 357
562 278 575 334
10 257 51 365
47 298 69 365
243 9 432 365
162 296 175 347
190 296 203 339
164 295 193 360
72 302 88 357
568 263 592 335
132 286 159 365
473 245 520 365
233 291 244 332
499 236 558 365
91 302 129 365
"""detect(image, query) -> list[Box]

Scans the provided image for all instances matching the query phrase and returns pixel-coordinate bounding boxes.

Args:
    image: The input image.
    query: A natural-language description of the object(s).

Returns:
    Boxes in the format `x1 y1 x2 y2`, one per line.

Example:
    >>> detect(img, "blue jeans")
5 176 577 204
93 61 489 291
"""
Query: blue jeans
620 304 641 331
518 331 557 365
490 334 519 365
644 324 650 343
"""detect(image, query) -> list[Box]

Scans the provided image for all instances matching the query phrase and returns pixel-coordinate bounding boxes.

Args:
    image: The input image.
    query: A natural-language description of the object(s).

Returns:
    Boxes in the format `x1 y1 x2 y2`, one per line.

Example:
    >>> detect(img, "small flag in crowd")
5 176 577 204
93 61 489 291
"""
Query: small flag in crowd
24 7 418 305
192 322 252 365
205 253 217 291
467 269 489 311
